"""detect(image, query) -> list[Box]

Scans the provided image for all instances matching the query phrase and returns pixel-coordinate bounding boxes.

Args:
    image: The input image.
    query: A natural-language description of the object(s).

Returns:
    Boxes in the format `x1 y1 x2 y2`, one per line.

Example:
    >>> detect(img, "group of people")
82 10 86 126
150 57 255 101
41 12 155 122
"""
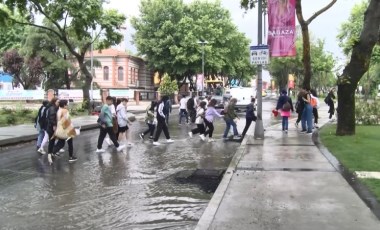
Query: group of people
276 88 336 133
35 98 78 164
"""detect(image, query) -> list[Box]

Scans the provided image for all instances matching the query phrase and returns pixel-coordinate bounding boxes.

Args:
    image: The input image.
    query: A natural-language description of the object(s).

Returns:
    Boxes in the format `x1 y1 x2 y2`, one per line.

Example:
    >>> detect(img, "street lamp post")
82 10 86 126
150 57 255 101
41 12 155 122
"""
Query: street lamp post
254 0 265 139
197 40 208 96
90 29 94 102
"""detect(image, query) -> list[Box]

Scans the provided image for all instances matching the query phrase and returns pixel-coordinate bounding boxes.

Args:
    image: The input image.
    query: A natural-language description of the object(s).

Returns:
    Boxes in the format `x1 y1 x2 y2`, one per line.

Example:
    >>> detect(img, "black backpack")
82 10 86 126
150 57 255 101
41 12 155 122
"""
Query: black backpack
39 106 48 129
187 98 194 110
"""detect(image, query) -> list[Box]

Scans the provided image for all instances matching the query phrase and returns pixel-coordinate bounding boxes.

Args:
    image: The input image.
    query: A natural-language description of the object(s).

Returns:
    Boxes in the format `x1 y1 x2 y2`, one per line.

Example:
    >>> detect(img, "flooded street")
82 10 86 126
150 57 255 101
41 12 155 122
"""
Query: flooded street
0 100 278 229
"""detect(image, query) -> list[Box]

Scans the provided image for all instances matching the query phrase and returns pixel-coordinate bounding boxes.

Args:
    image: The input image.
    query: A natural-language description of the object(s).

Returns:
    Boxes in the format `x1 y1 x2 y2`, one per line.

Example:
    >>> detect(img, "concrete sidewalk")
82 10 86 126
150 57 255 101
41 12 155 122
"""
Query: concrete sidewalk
196 108 380 229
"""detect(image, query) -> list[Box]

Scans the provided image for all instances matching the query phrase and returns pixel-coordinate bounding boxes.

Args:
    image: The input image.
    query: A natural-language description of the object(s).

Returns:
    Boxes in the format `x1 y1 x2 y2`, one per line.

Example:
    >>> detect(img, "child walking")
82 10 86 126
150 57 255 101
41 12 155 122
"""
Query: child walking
276 90 294 133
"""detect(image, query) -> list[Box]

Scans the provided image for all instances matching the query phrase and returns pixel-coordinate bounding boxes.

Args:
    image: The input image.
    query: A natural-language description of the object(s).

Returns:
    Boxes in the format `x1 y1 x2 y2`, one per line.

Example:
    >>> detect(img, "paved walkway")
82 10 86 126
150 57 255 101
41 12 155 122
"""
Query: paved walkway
196 107 380 230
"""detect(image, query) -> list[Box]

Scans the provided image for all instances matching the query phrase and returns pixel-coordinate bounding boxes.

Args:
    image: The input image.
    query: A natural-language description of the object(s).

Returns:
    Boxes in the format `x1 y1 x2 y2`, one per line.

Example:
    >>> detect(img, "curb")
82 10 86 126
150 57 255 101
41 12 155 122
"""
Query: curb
0 123 99 147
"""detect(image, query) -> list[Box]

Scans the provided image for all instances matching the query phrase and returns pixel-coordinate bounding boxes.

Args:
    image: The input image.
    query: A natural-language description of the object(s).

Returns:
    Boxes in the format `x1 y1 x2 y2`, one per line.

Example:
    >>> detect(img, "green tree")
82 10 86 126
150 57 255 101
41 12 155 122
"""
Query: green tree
158 73 179 96
336 0 380 135
0 0 125 111
240 0 337 90
132 0 254 91
268 36 335 92
0 16 25 54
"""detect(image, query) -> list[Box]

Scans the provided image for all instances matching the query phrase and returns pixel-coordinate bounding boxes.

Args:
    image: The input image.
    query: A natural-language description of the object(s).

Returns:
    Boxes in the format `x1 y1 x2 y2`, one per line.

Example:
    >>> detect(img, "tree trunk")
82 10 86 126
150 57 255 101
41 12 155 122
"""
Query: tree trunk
64 54 70 89
336 0 380 135
78 58 92 113
301 24 312 90
336 83 356 135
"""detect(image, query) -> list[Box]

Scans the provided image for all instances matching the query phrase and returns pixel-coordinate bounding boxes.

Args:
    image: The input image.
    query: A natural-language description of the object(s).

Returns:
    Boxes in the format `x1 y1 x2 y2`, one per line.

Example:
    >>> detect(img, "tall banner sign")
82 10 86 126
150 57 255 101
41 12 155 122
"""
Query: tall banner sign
268 0 296 57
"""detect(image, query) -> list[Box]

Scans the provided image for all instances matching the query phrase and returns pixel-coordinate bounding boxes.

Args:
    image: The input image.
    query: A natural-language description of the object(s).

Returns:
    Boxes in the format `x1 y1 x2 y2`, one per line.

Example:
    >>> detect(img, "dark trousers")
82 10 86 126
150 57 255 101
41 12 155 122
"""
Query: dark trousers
313 108 319 124
143 123 155 137
191 124 205 135
47 129 55 154
189 109 196 123
154 119 170 142
204 119 214 138
97 126 119 149
242 118 253 137
53 138 73 157
296 112 302 124
179 109 188 124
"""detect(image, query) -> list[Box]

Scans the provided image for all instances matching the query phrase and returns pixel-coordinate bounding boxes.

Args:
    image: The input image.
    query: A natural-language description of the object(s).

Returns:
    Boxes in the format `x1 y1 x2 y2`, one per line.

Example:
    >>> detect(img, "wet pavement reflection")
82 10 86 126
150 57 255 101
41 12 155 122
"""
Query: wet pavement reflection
0 100 278 229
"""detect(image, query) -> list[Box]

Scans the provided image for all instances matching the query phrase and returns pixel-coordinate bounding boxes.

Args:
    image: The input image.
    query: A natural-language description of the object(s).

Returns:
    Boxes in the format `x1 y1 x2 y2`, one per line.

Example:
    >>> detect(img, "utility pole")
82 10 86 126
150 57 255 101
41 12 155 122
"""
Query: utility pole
254 0 265 139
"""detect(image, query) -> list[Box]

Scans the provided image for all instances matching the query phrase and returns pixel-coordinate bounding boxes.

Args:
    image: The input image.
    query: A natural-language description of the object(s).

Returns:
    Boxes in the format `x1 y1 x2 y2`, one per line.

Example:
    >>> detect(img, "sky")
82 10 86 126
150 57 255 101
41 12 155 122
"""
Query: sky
106 0 361 71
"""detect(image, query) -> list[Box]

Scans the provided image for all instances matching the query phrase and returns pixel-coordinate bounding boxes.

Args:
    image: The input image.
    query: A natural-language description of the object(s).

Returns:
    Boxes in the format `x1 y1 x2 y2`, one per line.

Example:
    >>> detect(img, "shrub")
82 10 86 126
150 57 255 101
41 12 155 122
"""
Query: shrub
355 99 380 125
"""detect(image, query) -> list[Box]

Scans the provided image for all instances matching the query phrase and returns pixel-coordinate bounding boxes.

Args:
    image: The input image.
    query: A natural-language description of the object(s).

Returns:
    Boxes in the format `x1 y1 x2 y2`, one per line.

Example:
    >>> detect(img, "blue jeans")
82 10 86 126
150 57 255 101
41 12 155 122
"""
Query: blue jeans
37 129 45 148
223 119 238 138
301 104 313 133
282 116 289 131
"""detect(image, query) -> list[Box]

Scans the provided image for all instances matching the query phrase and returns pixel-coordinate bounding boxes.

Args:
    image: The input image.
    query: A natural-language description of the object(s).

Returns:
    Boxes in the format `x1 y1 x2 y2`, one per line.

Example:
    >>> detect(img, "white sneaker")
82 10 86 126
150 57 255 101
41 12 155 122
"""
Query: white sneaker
188 132 193 138
105 138 113 146
47 153 53 165
117 144 126 152
59 149 65 153
199 134 205 141
153 142 161 146
38 148 46 154
208 138 215 143
96 149 106 153
166 139 174 143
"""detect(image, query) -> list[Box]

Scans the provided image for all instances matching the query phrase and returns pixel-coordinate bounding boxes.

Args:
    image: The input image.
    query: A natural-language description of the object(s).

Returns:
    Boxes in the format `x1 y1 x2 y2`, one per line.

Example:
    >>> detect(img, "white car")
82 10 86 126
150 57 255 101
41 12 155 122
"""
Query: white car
227 87 256 111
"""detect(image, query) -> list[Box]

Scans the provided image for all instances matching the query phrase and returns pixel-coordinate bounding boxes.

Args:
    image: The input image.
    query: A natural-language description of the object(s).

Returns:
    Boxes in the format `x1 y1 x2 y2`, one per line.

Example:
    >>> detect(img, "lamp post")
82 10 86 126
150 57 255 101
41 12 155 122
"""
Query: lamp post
90 29 94 102
197 40 208 96
254 0 265 139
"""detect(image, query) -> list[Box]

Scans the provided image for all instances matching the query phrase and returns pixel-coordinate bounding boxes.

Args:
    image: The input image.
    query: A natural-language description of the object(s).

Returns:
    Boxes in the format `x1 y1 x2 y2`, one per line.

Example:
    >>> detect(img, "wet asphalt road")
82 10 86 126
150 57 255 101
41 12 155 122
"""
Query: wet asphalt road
0 100 278 230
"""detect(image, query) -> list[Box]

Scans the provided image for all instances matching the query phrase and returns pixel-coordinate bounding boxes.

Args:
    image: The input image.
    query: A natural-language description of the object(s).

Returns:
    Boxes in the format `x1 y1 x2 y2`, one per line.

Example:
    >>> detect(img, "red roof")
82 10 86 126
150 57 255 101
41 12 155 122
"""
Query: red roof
86 48 129 57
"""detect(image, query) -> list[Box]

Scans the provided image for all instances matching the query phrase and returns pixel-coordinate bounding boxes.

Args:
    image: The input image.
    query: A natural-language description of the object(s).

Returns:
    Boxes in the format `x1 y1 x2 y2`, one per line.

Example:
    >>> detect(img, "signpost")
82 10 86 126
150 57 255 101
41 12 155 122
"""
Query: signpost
250 45 270 65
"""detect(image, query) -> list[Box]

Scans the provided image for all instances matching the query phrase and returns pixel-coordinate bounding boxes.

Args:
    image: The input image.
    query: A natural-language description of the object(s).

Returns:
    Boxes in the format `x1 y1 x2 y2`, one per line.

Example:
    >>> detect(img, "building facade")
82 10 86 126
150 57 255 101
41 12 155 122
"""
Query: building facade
85 48 155 92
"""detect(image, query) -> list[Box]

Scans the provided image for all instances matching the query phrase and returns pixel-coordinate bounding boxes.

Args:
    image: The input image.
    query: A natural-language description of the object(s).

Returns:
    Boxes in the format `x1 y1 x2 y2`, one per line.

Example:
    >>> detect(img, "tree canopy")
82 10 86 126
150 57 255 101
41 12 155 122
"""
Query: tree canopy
131 0 254 90
0 0 125 110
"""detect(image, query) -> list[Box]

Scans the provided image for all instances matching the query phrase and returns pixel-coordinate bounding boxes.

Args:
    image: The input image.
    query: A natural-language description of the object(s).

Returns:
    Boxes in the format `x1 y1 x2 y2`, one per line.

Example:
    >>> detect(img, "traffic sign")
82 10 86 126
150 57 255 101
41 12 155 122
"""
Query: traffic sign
250 45 270 65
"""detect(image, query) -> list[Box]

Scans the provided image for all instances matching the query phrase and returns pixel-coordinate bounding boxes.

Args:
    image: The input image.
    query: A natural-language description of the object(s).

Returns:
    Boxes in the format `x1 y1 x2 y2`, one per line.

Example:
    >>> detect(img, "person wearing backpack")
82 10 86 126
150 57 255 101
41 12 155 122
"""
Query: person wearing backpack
35 100 49 154
187 94 197 123
310 89 320 128
46 97 60 162
139 101 157 140
222 98 240 140
276 90 294 133
301 89 314 134
295 89 306 128
325 88 336 121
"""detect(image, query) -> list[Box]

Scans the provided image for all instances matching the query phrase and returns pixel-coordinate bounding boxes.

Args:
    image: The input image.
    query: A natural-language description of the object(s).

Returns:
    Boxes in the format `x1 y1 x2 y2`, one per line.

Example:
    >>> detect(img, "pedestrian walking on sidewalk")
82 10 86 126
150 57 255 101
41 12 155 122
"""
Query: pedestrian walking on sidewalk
178 95 189 125
140 101 157 140
117 98 132 146
153 95 174 146
310 89 320 128
301 89 314 134
276 90 294 133
295 90 306 128
96 96 125 153
325 88 336 121
222 98 240 140
204 99 224 142
46 98 59 163
35 100 49 154
241 97 257 138
188 101 207 141
51 100 78 163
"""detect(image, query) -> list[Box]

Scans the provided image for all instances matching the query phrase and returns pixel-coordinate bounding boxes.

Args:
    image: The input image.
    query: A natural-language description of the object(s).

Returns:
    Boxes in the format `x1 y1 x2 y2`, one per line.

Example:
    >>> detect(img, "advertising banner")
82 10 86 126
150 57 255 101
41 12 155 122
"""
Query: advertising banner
268 0 296 57
0 90 44 100
109 89 135 99
58 89 101 102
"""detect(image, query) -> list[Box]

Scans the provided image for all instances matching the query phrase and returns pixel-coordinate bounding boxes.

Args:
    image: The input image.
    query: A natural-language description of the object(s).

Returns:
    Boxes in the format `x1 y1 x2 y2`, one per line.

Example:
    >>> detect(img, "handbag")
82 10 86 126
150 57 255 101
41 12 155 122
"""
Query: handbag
55 119 69 139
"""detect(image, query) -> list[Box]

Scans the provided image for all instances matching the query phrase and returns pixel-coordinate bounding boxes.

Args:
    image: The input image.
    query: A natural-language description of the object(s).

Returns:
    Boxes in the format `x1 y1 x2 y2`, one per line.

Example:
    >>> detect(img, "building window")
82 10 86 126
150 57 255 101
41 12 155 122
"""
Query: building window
118 67 124 81
129 67 133 85
103 66 109 80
